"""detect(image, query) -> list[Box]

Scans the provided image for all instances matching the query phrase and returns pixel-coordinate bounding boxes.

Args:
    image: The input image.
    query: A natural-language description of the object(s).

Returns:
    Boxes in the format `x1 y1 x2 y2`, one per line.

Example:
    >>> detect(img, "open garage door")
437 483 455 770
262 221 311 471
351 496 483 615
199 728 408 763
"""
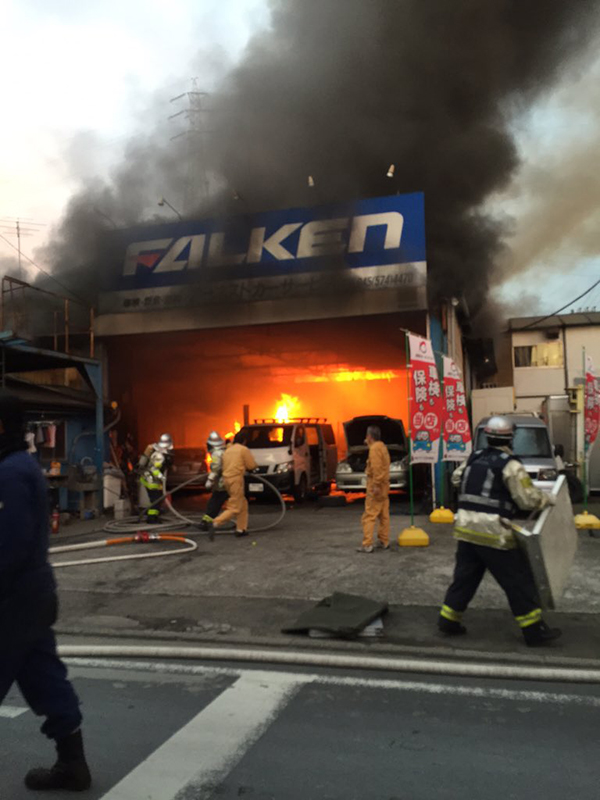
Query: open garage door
107 312 424 454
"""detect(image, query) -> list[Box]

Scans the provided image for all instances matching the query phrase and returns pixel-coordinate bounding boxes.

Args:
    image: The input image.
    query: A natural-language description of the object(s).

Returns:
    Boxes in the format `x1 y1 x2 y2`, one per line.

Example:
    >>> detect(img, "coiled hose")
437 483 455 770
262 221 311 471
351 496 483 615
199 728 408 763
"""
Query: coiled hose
102 472 287 535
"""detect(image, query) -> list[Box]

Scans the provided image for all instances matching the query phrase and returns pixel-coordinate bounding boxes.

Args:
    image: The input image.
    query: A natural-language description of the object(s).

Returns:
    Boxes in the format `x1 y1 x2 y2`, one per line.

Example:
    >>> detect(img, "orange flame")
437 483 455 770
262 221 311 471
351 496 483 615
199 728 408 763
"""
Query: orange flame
224 420 241 440
295 367 400 383
274 393 301 422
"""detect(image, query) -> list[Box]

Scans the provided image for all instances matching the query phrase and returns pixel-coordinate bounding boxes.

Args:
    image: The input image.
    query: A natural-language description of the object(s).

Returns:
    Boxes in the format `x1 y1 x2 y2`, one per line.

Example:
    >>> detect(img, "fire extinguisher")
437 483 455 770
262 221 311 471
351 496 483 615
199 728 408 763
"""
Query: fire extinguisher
51 508 60 535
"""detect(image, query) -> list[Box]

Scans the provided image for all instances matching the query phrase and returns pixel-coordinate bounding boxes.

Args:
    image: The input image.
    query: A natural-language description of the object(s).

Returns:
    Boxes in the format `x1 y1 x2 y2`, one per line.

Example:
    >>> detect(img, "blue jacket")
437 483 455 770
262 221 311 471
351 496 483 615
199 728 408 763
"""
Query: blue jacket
0 449 56 612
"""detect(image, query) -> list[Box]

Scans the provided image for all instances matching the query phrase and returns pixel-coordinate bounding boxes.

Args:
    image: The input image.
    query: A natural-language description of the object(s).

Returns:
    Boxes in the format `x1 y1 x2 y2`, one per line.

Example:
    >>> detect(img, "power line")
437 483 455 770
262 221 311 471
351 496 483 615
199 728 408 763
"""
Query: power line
518 276 600 330
0 233 87 305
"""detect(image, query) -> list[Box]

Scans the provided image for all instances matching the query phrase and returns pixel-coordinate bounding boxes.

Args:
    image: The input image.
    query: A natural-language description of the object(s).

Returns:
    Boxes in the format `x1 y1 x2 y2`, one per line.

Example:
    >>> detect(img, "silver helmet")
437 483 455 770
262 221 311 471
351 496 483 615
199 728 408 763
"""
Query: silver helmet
207 430 225 451
484 416 514 442
157 433 174 452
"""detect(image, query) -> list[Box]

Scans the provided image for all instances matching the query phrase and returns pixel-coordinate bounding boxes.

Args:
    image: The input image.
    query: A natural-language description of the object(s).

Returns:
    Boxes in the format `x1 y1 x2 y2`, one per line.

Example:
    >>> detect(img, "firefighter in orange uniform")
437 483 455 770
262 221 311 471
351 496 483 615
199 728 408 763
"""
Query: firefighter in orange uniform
357 425 391 553
211 432 257 537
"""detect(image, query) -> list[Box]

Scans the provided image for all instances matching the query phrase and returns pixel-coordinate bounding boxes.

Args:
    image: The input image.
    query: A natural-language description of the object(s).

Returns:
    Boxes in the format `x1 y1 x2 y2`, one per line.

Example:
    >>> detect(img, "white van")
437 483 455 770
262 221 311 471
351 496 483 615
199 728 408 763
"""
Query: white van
238 418 338 502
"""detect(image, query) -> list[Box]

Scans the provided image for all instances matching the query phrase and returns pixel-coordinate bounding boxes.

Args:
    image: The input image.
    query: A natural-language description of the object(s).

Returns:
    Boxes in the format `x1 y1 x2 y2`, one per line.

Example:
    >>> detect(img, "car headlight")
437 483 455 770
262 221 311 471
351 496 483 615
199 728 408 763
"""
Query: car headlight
275 461 293 473
336 462 353 474
390 461 405 472
538 469 558 481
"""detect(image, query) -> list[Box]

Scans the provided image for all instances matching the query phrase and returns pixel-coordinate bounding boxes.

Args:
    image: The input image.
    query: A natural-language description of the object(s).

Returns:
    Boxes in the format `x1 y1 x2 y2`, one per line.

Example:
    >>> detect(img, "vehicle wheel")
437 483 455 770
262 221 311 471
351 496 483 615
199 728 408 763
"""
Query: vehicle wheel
293 473 308 504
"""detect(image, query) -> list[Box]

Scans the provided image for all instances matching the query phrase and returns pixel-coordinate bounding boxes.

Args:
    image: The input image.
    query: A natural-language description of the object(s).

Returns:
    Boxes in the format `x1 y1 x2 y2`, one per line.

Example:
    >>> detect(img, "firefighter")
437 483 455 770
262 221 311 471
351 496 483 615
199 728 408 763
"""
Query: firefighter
439 415 561 647
211 432 257 537
201 430 228 538
357 425 391 553
139 433 173 524
0 392 92 791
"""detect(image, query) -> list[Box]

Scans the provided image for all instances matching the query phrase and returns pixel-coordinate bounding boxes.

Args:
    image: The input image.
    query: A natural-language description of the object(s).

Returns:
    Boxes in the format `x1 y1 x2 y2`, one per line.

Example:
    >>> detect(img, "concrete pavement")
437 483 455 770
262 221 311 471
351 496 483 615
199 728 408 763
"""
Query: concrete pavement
50 497 600 663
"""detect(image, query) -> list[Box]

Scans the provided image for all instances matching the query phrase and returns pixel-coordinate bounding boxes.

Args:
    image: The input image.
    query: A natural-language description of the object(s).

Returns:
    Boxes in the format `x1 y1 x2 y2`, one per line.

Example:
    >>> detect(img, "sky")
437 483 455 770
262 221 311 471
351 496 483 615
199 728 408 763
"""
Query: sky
0 0 598 318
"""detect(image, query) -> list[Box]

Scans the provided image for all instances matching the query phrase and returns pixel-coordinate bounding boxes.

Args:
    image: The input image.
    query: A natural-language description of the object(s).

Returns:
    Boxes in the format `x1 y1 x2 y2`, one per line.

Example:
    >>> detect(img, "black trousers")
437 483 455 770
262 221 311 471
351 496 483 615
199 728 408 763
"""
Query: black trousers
206 490 228 519
146 487 163 521
443 540 540 620
0 596 81 741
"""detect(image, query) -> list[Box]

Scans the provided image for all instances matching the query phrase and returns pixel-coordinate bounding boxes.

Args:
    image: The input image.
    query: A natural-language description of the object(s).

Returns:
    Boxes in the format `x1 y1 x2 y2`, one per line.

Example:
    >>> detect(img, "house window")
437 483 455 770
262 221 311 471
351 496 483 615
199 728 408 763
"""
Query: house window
514 341 564 368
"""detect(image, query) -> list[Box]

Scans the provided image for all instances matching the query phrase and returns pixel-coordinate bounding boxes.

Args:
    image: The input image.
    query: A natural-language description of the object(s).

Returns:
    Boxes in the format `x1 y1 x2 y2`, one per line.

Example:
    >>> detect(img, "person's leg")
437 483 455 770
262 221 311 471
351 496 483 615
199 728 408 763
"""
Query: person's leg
206 490 228 519
16 629 91 791
481 548 560 644
213 479 243 528
145 487 163 523
377 495 390 547
237 495 249 533
439 541 486 632
360 493 378 550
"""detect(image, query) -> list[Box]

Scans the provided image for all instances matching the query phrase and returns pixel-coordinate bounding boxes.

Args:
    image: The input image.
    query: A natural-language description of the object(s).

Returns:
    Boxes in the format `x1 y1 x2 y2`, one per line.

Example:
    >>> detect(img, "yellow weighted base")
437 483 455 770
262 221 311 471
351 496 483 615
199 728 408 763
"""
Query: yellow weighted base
574 510 600 530
397 526 430 547
429 506 455 524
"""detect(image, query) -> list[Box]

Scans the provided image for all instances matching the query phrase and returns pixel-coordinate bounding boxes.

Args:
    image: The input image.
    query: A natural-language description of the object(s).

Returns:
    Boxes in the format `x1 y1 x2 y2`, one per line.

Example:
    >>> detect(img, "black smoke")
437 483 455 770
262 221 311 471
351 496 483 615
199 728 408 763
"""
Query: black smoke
37 0 600 314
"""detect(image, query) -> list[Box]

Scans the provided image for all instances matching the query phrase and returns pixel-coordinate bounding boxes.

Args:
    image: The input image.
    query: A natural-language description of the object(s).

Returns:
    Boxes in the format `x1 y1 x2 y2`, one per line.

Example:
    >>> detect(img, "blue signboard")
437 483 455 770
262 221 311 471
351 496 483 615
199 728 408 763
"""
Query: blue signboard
107 193 426 290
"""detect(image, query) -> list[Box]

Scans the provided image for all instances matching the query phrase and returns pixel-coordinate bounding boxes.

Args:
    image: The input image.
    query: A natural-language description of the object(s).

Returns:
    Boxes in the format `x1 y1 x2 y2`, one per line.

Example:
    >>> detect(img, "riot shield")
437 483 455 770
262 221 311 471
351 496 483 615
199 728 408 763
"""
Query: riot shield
511 475 578 610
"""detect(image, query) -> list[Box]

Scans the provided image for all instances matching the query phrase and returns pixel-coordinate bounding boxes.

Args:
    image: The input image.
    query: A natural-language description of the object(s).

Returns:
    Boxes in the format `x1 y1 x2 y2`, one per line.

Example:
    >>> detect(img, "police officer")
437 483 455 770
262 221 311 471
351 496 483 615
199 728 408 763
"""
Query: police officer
139 433 173 524
439 415 561 647
0 392 92 791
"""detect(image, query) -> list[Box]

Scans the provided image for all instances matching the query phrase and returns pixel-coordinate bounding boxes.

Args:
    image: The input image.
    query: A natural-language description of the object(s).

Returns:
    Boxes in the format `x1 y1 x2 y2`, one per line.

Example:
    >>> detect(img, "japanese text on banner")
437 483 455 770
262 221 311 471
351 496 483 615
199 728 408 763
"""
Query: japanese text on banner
584 355 600 452
408 334 442 464
442 356 472 461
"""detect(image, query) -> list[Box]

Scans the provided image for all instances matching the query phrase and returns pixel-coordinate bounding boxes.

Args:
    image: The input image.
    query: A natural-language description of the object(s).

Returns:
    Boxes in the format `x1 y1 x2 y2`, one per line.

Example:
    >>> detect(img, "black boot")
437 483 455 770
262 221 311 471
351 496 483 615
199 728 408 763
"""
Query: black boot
522 620 562 647
438 616 467 636
25 729 92 792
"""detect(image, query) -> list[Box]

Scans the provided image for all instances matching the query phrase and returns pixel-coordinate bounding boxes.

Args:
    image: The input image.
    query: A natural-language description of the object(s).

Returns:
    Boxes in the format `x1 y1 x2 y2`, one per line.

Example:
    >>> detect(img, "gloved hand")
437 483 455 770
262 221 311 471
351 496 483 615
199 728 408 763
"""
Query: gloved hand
252 467 261 474
205 479 213 491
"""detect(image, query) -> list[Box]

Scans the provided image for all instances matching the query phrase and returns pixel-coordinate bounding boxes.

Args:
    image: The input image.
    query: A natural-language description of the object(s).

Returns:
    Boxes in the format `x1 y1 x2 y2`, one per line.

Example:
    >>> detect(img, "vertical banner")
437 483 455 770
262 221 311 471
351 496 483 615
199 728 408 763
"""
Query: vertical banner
408 334 443 464
584 354 600 452
442 356 472 461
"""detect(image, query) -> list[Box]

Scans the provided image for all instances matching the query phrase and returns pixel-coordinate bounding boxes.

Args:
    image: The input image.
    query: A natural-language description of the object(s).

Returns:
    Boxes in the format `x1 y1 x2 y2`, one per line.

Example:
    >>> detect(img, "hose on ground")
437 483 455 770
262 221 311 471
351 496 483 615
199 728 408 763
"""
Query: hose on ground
56 644 600 685
103 472 287 535
49 533 198 568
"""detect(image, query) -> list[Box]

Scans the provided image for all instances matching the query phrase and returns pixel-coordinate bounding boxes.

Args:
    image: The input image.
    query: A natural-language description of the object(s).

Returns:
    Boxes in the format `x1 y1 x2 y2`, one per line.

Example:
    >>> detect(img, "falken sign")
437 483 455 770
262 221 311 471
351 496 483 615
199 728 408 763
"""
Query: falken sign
101 193 426 314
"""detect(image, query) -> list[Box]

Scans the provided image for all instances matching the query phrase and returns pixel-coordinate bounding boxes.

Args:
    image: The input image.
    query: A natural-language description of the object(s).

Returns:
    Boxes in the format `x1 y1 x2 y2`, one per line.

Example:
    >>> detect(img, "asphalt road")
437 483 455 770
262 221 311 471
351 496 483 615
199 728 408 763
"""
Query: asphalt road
2 658 599 800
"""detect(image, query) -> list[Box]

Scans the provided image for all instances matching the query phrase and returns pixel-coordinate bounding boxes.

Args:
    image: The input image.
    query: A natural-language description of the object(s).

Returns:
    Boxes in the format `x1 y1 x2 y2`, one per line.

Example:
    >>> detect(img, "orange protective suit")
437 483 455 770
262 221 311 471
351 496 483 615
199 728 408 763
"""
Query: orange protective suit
213 443 257 532
361 440 391 548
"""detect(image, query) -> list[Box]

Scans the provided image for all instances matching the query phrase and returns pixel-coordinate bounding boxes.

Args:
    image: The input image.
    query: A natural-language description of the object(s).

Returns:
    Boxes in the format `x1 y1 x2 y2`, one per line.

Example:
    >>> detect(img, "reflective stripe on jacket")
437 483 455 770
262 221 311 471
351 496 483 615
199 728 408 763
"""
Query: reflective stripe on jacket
452 446 549 550
140 446 168 490
207 445 226 491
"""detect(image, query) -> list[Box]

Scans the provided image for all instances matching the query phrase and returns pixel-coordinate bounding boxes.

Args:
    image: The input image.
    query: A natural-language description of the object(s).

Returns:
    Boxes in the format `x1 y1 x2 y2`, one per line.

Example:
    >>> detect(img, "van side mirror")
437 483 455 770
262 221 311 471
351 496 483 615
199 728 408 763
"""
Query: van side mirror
554 444 564 459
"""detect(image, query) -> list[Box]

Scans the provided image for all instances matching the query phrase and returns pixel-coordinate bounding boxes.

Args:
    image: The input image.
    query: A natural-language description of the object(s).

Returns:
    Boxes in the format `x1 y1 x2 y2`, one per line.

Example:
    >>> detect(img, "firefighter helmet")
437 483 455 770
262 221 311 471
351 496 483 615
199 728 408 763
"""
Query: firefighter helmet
484 416 514 443
207 430 225 451
157 433 174 452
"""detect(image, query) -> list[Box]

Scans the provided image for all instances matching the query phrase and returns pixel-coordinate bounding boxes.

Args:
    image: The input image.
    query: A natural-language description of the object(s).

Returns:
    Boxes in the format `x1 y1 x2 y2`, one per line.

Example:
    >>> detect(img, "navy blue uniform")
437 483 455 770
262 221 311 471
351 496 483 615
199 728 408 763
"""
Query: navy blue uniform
0 449 82 740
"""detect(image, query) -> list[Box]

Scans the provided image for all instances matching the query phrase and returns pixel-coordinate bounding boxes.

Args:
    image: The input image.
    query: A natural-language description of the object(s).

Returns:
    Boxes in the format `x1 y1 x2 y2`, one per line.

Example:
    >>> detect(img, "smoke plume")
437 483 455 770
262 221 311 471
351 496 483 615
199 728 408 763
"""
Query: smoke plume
37 0 600 315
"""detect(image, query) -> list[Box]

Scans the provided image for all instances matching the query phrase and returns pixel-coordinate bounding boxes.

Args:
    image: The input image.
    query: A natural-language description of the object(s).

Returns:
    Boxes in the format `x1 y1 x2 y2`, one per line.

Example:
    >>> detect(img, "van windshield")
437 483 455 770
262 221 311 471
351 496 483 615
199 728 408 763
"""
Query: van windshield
241 425 293 448
476 426 552 458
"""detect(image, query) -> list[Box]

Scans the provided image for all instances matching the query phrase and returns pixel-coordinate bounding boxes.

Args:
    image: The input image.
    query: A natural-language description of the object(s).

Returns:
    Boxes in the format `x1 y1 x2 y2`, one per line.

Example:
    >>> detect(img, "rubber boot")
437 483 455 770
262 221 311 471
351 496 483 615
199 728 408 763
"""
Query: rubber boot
438 616 467 636
522 620 562 647
25 729 92 791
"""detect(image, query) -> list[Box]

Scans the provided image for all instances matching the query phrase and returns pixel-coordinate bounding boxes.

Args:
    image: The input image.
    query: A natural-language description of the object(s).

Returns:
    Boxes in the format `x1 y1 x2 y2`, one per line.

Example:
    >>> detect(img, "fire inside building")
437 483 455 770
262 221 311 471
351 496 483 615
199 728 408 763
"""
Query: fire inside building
96 193 468 460
0 192 480 513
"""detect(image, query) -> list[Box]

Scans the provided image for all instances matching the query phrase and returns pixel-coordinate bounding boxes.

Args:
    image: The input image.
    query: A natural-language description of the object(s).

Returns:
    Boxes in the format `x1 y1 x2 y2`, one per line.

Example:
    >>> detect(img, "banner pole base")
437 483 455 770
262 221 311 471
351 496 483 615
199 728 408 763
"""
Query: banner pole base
429 506 455 524
397 525 430 547
574 510 600 530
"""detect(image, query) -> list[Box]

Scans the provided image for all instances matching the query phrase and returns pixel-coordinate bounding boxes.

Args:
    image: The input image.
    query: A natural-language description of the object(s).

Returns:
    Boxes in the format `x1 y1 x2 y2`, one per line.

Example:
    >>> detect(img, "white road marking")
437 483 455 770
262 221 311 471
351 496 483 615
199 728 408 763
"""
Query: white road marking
0 706 28 719
67 657 600 709
98 670 305 800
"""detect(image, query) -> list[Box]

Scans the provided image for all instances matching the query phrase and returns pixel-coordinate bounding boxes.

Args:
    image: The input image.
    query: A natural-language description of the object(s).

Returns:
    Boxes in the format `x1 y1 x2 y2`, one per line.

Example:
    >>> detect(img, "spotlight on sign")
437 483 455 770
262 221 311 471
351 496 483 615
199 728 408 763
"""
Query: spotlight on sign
386 164 395 178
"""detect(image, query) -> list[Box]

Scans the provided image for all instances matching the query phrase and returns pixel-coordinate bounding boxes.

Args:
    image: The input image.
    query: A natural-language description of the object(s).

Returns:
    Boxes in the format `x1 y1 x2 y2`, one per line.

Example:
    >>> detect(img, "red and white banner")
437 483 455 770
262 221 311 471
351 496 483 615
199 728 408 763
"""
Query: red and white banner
584 355 600 452
408 334 443 464
442 356 472 462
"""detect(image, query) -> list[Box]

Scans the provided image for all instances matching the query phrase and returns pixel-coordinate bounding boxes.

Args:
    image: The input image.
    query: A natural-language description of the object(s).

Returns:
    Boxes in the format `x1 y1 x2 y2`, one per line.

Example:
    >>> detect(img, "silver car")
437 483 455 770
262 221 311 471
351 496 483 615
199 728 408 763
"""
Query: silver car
336 415 408 492
474 414 559 492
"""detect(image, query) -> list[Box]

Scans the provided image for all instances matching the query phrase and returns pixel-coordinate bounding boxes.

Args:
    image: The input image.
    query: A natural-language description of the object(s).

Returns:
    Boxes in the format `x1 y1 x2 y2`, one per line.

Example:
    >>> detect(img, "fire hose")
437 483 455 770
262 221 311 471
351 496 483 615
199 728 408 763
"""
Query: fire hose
49 472 286 568
102 471 287 536
49 532 198 569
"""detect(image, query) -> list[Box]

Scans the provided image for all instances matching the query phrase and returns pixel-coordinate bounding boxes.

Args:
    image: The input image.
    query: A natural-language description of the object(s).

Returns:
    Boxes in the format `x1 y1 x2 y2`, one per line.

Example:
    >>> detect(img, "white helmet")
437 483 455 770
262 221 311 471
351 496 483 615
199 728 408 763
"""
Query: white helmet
484 416 514 442
207 430 225 451
157 433 174 452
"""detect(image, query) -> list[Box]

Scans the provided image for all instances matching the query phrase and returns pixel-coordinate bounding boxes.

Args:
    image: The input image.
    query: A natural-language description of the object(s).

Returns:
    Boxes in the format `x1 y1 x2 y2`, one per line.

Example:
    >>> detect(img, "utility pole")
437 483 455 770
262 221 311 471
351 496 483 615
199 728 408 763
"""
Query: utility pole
168 79 211 212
